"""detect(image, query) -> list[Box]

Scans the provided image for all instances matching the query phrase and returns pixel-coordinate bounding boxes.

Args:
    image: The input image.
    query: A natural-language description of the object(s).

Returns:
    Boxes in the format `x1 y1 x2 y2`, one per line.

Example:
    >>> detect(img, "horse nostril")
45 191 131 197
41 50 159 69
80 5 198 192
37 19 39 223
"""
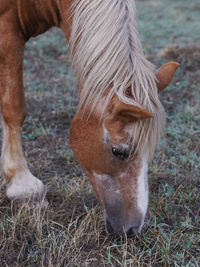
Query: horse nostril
126 227 133 237
126 225 141 236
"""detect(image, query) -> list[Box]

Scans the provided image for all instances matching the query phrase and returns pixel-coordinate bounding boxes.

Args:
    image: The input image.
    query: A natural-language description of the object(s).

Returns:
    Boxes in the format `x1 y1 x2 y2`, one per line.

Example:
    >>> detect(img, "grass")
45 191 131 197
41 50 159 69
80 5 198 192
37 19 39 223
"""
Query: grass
0 0 200 266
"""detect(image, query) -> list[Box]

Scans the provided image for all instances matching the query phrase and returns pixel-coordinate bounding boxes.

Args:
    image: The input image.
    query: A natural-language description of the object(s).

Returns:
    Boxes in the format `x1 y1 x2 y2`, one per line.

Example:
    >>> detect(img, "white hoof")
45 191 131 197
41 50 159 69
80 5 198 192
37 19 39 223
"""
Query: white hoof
6 170 45 200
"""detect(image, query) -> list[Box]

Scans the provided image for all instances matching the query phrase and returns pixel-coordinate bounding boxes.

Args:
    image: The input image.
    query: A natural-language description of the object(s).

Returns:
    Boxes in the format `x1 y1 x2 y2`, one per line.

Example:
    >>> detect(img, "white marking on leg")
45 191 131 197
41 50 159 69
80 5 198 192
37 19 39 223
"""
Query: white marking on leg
6 169 45 200
1 119 24 176
1 118 45 200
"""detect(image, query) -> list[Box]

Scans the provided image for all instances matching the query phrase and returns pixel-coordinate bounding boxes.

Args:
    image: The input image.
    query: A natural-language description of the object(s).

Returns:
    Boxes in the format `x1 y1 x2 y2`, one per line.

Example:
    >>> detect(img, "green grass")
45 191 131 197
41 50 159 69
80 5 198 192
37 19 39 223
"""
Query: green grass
0 0 200 266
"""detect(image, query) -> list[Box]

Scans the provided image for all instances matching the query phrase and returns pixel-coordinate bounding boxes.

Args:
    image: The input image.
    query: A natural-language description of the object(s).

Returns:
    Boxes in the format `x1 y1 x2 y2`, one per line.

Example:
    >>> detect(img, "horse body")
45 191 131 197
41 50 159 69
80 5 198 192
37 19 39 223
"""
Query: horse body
0 0 178 235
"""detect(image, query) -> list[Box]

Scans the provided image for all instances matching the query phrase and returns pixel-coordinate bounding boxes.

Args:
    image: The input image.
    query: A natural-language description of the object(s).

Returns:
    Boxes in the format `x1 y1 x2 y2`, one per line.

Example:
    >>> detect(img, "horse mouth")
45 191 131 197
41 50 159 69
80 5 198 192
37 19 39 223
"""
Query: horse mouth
104 210 144 236
105 218 143 236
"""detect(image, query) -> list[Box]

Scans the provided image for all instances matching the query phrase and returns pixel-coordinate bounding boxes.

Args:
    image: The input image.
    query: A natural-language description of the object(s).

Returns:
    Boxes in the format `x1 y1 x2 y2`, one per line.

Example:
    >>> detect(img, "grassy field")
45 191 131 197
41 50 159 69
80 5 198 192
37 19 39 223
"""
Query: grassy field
0 0 199 266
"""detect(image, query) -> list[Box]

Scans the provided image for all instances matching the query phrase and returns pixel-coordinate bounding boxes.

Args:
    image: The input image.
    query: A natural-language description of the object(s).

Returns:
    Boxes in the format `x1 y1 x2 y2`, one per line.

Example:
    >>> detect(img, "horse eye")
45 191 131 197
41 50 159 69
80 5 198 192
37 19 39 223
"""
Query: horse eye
112 147 129 160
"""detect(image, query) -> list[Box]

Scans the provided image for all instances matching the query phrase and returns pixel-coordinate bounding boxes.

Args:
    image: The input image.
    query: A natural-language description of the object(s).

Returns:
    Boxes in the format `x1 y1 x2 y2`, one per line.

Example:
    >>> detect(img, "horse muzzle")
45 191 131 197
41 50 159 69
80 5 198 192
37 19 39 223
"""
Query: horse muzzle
104 211 144 236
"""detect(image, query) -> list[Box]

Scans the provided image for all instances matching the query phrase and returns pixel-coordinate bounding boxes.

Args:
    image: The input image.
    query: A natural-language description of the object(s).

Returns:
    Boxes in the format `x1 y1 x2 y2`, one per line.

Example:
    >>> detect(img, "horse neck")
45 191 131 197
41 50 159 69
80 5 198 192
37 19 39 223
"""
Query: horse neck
18 0 73 41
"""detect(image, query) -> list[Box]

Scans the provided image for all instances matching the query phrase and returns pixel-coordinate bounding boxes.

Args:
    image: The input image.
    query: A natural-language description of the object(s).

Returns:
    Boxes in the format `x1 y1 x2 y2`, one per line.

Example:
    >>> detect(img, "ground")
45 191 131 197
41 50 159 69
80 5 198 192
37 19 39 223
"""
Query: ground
0 0 199 266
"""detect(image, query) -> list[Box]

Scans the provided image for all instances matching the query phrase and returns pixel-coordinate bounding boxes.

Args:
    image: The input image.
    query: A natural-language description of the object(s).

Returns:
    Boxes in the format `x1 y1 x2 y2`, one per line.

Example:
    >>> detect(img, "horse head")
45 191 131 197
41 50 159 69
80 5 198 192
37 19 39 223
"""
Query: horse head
70 62 179 235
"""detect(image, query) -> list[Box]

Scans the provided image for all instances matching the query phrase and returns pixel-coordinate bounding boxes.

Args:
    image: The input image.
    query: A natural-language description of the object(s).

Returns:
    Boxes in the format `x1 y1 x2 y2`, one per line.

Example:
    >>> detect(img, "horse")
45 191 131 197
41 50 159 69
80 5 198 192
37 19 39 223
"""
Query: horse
0 0 179 236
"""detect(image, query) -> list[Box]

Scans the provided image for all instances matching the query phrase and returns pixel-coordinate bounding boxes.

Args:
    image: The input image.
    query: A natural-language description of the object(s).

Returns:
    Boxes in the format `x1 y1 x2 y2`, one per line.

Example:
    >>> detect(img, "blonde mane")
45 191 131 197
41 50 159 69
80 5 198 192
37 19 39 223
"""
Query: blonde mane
70 0 165 159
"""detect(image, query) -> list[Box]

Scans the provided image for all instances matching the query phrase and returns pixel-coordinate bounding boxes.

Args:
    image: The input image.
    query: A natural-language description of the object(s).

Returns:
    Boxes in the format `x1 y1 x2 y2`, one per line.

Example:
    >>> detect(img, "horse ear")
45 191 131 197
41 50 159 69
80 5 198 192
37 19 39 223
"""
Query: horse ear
156 62 179 92
113 101 153 121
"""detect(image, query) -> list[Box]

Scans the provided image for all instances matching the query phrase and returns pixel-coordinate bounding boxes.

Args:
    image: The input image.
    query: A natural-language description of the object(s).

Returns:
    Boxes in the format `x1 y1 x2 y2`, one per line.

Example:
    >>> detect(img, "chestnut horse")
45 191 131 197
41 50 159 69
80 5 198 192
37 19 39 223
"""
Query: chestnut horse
0 0 179 235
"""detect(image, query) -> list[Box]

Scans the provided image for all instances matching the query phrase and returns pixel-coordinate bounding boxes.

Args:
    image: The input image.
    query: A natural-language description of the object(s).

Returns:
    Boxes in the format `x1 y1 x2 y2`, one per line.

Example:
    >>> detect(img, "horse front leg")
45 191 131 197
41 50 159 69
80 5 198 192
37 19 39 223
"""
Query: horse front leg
0 38 45 201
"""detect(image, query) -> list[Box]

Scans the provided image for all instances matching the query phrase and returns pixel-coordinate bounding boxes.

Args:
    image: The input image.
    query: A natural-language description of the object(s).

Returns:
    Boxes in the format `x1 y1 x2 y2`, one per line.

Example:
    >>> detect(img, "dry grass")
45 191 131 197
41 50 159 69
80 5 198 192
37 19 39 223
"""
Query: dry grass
0 0 200 266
